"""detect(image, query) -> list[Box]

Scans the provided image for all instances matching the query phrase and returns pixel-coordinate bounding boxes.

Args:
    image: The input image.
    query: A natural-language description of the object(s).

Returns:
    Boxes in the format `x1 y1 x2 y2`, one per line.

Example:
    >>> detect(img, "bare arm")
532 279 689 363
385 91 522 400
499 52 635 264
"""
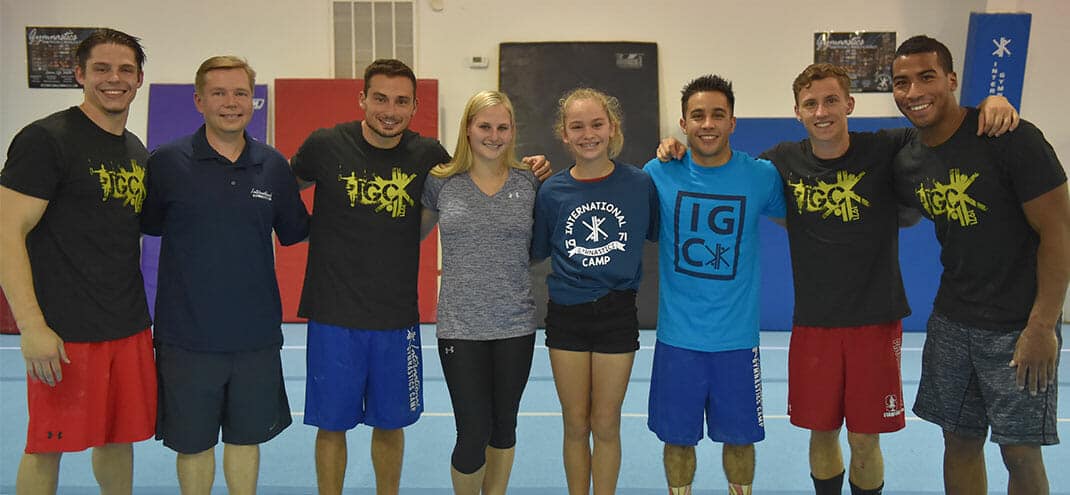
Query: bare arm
0 186 69 386
1011 183 1070 395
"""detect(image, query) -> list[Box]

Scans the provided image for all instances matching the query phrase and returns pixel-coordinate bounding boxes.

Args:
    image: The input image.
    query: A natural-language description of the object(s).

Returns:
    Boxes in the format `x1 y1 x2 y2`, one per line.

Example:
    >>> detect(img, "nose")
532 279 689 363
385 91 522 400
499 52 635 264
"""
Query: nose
904 81 923 100
815 102 829 117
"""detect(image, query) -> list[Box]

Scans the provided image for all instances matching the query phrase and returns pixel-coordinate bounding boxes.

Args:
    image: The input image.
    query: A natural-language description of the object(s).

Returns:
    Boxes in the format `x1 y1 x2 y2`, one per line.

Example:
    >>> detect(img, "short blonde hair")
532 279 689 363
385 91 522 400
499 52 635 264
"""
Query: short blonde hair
433 90 526 178
554 88 624 159
195 55 255 95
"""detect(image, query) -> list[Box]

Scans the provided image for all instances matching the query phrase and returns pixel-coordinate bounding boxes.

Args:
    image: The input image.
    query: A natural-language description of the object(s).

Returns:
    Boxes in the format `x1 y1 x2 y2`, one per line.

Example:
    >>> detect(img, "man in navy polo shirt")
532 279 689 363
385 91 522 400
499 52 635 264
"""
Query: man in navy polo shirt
140 56 309 495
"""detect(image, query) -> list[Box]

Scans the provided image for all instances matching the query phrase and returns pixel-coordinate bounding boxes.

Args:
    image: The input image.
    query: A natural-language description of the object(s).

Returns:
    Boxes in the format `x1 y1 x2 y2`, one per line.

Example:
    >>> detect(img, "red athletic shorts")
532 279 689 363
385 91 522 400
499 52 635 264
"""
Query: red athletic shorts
787 321 905 434
25 328 156 453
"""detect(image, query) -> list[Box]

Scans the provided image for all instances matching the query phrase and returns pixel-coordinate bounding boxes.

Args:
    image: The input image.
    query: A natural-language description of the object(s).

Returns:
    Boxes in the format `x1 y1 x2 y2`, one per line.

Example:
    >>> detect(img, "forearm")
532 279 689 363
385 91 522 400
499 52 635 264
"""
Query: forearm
0 235 47 331
1028 226 1070 330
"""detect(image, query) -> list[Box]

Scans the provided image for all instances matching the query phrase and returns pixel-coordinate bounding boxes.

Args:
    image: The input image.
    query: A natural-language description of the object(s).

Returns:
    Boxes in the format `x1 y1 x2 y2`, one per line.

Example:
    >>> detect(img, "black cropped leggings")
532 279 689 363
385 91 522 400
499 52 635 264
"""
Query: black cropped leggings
438 333 536 474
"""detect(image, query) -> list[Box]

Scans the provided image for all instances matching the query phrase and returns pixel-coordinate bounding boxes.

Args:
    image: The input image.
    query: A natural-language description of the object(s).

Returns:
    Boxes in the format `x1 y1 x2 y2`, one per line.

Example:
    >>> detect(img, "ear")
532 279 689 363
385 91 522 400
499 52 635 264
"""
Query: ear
948 71 958 92
193 91 205 115
358 91 367 111
727 116 737 134
135 70 144 89
793 105 801 121
679 117 686 133
75 66 86 87
846 95 856 116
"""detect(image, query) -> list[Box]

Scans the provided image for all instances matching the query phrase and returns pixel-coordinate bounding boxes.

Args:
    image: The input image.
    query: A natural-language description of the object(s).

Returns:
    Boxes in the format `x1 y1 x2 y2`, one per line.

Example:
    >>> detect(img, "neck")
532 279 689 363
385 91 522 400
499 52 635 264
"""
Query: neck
362 121 403 149
920 105 967 147
571 158 614 179
78 102 127 136
810 135 849 160
470 158 507 177
206 127 247 162
691 149 733 168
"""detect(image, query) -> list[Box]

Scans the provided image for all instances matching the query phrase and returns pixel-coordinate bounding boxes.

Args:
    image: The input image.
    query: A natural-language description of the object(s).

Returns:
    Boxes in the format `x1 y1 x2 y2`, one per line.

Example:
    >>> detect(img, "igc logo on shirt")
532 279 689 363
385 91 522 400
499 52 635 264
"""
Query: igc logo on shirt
673 192 744 280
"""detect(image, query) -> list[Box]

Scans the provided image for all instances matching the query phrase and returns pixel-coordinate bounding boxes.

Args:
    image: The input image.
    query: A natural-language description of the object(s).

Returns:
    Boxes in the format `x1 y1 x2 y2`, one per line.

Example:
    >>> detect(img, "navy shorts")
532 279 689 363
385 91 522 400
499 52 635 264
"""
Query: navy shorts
648 340 765 446
155 343 291 454
304 321 423 431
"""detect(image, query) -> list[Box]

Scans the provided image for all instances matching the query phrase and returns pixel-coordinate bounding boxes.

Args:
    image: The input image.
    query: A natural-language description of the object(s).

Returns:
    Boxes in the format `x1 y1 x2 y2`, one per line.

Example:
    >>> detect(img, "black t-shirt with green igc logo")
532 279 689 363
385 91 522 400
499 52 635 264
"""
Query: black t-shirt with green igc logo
291 122 450 329
1 107 151 342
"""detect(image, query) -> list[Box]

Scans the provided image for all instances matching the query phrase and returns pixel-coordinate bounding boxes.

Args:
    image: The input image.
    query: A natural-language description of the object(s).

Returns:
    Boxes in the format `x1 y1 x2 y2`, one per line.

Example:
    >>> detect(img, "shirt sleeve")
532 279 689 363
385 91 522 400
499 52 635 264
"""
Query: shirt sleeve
997 121 1068 203
0 124 63 200
530 184 553 261
140 150 167 235
646 174 660 242
421 173 444 211
271 154 311 246
289 130 322 183
763 162 787 218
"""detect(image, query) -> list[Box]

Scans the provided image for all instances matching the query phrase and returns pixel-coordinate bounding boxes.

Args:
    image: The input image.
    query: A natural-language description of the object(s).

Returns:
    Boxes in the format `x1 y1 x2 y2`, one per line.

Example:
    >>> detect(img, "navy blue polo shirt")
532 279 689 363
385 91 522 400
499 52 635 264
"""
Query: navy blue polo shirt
142 126 309 352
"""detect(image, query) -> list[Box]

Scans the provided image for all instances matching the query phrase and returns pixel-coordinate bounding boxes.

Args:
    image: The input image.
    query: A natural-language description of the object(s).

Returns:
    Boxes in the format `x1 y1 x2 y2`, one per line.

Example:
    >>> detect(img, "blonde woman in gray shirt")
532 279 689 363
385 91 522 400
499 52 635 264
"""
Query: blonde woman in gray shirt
421 90 539 495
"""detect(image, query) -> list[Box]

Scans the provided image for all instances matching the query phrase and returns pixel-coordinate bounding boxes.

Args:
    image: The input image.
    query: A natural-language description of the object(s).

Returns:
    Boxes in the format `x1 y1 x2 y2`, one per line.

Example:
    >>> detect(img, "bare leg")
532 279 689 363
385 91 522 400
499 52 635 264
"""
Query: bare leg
449 463 486 495
846 431 883 490
16 452 61 495
315 429 347 495
550 349 593 495
481 446 515 495
723 443 755 492
223 443 260 495
1000 444 1048 495
589 351 635 495
809 428 844 480
943 431 987 494
664 443 696 494
177 447 215 495
92 443 134 495
371 427 404 495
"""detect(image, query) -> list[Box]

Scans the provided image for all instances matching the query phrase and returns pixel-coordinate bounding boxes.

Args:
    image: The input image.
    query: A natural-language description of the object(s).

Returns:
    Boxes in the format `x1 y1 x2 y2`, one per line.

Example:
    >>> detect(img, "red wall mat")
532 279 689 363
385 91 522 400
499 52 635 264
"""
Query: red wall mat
274 79 441 323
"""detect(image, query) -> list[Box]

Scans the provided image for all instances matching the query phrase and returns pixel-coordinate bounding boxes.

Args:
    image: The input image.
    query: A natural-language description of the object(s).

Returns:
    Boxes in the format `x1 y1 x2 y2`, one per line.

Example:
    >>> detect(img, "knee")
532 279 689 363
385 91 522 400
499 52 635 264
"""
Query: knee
589 411 621 442
999 445 1043 474
943 432 985 458
487 424 517 450
561 412 591 440
846 432 880 456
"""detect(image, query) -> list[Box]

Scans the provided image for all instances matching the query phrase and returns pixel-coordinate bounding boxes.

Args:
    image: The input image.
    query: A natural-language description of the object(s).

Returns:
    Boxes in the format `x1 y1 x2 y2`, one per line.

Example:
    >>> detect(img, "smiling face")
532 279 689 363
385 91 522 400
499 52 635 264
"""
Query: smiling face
466 104 514 164
195 68 254 138
680 91 735 167
892 51 959 130
75 42 143 120
794 77 854 148
562 98 615 165
360 74 417 148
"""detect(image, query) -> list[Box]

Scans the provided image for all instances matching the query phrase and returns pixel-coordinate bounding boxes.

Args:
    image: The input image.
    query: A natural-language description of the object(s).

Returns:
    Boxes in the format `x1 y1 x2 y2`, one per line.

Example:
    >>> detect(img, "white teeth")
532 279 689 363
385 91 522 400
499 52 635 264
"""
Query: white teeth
910 103 931 111
814 122 832 128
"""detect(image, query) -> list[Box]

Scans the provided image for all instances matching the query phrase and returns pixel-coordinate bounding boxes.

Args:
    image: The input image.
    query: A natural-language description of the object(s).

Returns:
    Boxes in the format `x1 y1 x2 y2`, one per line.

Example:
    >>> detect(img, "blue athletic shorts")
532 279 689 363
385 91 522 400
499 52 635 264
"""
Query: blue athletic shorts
647 340 765 446
304 321 423 431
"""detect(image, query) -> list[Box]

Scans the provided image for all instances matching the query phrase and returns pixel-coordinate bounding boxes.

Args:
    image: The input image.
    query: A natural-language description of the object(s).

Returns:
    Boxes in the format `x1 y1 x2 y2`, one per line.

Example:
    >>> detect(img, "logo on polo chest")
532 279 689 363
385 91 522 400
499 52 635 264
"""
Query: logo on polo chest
563 201 629 268
914 168 987 227
88 159 146 212
338 166 416 218
788 170 870 222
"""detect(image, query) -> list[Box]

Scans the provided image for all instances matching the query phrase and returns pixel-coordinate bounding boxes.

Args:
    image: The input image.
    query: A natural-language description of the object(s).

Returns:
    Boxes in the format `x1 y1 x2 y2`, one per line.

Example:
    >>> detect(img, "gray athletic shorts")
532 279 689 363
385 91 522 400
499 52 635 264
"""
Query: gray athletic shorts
913 311 1060 445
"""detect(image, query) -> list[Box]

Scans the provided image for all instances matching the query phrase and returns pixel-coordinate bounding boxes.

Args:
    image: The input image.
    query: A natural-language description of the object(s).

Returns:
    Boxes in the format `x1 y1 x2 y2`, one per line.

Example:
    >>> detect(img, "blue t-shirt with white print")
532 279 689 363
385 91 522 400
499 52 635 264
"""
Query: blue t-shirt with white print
532 162 658 305
644 150 785 352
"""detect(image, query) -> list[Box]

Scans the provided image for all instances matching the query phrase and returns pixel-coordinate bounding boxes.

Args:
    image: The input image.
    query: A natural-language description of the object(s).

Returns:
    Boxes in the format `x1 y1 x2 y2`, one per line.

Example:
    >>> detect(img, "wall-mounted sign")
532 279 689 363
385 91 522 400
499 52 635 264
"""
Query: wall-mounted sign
26 27 99 89
814 32 897 93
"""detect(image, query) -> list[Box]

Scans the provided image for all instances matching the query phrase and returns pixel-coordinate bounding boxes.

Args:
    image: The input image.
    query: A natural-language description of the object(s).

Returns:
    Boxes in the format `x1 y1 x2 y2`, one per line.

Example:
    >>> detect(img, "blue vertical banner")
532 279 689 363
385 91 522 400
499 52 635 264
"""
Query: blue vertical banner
961 12 1031 108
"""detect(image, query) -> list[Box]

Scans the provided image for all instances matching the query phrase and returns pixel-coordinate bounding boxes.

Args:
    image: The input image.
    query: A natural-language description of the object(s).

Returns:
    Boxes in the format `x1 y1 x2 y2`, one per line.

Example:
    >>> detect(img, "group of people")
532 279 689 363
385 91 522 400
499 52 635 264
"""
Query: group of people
1 27 1065 495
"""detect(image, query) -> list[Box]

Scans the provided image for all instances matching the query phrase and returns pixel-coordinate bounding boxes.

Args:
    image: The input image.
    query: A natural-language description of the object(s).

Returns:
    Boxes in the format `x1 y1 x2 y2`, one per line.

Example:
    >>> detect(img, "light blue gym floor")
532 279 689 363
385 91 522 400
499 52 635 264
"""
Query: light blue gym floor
1 325 1067 494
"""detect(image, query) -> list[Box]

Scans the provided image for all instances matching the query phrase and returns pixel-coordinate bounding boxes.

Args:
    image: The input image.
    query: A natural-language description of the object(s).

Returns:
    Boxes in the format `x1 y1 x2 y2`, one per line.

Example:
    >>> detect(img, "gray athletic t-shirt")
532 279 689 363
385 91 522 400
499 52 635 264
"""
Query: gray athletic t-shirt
422 168 538 340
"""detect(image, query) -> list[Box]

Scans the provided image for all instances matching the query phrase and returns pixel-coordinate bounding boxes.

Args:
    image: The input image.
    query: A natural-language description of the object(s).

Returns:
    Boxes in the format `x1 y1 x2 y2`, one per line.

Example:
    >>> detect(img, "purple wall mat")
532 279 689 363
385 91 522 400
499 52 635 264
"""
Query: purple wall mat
141 83 269 318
